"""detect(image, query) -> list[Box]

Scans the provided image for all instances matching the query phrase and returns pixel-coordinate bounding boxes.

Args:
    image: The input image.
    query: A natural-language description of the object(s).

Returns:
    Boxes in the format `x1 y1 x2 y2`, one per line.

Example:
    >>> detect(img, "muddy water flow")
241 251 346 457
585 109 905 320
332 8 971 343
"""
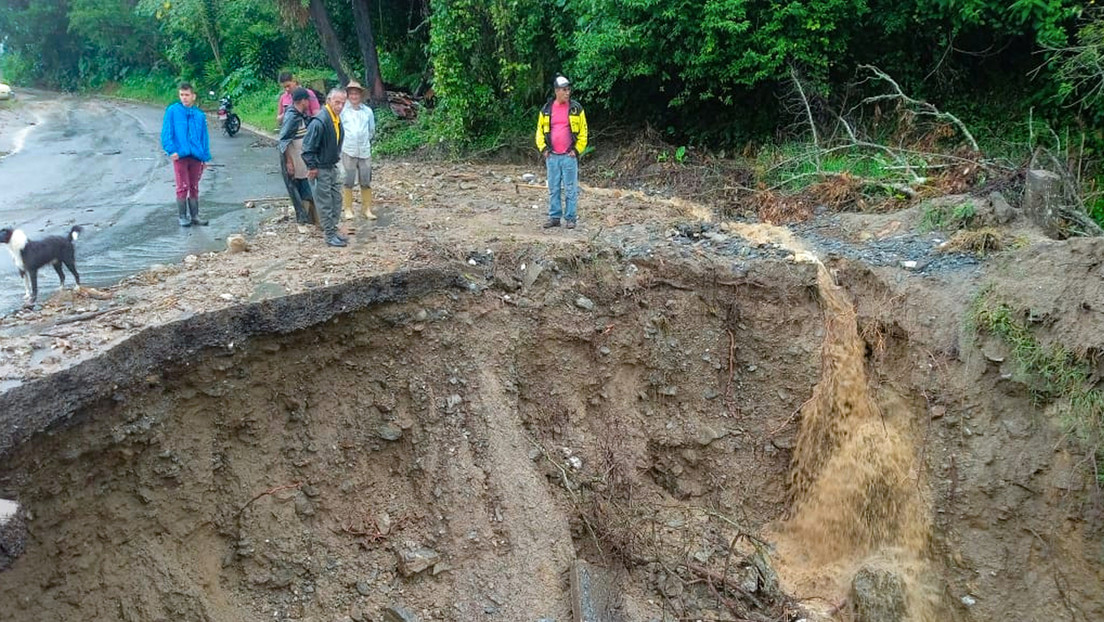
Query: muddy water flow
724 222 942 620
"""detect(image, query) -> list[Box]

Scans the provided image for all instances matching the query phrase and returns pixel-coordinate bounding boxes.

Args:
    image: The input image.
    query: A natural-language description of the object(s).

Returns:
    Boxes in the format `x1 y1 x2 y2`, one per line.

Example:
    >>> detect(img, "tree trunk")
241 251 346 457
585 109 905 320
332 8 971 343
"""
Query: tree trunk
308 0 350 86
351 0 388 106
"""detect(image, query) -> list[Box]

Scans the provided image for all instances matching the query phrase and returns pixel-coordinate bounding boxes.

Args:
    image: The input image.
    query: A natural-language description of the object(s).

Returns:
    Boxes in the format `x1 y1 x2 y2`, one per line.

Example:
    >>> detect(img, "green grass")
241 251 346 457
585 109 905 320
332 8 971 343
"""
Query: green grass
970 288 1104 481
753 144 916 192
919 200 976 233
374 108 433 157
233 86 282 133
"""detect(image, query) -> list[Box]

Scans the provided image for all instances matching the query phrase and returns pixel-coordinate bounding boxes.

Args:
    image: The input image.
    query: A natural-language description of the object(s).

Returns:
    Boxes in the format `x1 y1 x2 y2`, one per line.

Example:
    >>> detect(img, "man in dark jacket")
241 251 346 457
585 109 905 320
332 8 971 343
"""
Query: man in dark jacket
160 82 212 226
278 87 316 225
301 88 348 247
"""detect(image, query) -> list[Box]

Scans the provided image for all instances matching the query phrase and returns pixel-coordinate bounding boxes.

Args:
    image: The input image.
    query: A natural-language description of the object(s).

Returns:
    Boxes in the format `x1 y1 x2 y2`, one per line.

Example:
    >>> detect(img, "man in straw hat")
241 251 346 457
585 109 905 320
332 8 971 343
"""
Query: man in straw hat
340 80 377 220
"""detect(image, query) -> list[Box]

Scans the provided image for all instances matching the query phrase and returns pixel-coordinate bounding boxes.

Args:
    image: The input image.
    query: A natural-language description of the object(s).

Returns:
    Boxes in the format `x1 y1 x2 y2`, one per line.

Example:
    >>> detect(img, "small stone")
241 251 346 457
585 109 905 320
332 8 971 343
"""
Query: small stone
376 511 392 535
599 346 611 356
383 606 421 622
226 234 248 253
575 296 596 311
661 386 678 397
694 425 725 447
398 547 441 576
703 387 719 400
356 581 371 596
431 562 453 576
900 260 918 270
741 567 760 593
378 423 403 441
567 456 583 470
930 405 946 420
294 493 315 517
521 173 537 183
414 309 429 322
184 254 198 265
961 595 977 607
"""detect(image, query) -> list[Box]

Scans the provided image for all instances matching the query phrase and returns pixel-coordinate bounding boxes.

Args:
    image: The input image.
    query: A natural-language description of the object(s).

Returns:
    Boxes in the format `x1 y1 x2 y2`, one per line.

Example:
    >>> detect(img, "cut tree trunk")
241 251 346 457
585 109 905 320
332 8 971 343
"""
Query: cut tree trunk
1024 169 1065 239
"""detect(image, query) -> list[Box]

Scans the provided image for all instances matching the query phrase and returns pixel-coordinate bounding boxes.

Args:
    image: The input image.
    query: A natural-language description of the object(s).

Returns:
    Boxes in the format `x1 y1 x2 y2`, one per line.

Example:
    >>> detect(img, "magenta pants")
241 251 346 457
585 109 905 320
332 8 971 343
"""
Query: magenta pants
173 157 205 199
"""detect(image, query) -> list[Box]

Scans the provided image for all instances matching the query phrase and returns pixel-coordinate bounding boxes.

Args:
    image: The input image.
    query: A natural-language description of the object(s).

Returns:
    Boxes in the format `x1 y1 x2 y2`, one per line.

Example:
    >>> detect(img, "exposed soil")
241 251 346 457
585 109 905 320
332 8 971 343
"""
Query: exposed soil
0 157 1102 622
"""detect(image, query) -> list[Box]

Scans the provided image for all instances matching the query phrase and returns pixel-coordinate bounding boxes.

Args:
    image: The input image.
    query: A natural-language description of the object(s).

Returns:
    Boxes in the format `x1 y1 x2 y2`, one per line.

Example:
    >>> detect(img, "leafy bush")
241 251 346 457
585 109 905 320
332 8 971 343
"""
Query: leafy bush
374 108 434 157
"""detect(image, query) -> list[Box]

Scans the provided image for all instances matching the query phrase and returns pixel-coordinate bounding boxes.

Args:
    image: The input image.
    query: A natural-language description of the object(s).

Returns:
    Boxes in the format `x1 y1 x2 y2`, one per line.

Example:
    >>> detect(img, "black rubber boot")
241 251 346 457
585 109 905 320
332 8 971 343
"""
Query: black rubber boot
177 199 191 226
187 198 209 226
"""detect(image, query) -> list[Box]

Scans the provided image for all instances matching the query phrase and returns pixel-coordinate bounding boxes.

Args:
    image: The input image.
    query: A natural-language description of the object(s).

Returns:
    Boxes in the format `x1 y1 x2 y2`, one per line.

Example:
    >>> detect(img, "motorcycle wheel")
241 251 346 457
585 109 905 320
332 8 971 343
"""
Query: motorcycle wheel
226 114 241 137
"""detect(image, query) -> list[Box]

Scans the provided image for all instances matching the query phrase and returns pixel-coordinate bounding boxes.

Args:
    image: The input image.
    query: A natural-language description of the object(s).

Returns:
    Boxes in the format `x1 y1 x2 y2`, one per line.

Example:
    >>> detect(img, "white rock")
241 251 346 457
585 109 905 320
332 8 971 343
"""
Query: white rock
900 260 918 269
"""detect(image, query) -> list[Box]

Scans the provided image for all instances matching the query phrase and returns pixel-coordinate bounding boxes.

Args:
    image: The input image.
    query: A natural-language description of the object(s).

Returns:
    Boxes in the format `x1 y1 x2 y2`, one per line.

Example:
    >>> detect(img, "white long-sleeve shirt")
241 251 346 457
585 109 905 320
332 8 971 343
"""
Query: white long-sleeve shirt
340 103 375 159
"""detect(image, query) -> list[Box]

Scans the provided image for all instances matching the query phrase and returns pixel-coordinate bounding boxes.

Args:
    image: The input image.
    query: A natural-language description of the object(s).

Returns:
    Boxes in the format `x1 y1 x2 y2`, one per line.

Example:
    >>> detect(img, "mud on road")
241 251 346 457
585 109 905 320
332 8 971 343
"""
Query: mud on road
0 158 1103 622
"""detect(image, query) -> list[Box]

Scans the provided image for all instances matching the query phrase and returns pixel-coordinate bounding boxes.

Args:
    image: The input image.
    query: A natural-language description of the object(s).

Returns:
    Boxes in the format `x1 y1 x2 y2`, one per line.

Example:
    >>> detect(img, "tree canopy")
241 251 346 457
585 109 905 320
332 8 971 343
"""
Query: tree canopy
1 0 1102 147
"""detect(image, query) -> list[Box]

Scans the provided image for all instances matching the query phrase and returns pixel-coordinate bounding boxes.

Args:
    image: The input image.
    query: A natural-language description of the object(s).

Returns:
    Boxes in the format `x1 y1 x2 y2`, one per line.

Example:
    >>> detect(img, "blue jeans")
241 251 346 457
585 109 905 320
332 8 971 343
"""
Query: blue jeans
546 154 579 222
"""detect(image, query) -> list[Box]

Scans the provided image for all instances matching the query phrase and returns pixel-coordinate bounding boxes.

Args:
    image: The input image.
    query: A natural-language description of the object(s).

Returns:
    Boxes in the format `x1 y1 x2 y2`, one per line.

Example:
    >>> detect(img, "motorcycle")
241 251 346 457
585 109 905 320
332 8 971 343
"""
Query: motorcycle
210 91 241 137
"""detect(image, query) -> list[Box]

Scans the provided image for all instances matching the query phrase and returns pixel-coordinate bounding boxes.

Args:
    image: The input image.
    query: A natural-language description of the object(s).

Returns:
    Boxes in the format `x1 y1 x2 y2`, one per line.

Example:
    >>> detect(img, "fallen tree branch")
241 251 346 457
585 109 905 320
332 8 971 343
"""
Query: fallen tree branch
54 306 130 325
857 64 980 152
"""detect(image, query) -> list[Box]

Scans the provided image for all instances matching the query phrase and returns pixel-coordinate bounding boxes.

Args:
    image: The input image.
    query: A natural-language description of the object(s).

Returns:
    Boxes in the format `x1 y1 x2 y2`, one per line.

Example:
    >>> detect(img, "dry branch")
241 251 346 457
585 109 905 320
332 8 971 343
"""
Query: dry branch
857 64 980 152
54 306 130 325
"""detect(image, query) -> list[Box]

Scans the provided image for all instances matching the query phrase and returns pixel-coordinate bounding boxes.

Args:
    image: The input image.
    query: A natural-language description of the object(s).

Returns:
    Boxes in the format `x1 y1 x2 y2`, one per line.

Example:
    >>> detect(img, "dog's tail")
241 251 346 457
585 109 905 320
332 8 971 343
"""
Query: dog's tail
69 226 83 242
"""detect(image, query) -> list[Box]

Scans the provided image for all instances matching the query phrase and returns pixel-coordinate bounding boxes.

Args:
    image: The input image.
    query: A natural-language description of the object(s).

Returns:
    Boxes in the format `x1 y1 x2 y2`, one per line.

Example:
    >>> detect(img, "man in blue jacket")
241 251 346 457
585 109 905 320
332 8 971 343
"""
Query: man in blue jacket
160 82 212 226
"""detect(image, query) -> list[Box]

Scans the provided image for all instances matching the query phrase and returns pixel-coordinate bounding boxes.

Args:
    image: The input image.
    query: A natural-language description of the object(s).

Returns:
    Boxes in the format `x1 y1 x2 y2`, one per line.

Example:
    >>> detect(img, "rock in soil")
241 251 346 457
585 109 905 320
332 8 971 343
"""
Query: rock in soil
848 567 908 622
383 605 420 622
398 547 440 576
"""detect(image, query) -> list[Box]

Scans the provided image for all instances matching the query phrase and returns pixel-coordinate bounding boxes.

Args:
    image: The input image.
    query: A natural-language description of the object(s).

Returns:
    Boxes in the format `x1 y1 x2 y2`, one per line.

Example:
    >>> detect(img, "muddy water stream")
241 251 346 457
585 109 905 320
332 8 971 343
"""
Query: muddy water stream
725 222 940 620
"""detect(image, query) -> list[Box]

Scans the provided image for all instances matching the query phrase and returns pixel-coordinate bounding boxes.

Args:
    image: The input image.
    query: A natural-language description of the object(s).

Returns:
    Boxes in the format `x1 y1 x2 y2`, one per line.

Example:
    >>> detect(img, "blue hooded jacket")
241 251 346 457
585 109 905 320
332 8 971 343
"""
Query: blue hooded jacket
160 102 211 161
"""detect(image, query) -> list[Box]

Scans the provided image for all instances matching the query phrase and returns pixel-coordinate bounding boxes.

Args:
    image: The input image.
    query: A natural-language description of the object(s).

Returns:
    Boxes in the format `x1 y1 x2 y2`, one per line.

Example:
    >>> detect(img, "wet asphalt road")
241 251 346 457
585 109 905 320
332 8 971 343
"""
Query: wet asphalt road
0 91 281 312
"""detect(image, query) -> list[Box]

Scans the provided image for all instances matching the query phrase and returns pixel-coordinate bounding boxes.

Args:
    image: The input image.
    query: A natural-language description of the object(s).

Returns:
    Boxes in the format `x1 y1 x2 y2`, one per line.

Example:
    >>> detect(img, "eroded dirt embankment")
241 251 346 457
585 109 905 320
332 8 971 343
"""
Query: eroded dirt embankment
0 159 1102 621
0 248 825 621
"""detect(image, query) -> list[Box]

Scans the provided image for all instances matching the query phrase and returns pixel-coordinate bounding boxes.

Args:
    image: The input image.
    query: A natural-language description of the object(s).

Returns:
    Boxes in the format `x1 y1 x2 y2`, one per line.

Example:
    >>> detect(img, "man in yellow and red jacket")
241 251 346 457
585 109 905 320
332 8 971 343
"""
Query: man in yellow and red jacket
535 75 588 229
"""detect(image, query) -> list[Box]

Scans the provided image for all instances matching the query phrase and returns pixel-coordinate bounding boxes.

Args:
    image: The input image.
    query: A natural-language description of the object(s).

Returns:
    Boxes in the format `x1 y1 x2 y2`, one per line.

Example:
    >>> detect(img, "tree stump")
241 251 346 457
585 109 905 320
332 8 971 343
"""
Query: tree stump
1023 169 1065 238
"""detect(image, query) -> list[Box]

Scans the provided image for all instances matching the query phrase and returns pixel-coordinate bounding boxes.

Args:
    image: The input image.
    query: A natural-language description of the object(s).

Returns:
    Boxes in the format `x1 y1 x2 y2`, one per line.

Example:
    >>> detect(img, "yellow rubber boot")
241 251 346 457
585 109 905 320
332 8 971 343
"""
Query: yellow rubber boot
361 187 377 220
341 187 355 220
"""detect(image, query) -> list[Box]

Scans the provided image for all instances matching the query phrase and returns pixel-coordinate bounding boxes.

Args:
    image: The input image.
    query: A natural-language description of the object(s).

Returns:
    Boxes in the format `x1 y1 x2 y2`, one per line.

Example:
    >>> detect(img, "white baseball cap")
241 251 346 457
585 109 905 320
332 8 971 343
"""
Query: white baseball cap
554 76 571 89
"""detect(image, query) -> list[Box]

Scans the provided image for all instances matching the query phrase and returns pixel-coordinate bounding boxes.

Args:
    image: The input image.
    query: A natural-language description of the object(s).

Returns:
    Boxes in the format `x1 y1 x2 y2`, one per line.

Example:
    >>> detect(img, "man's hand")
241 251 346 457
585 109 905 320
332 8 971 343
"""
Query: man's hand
286 159 295 175
543 150 550 160
307 169 318 180
170 153 179 161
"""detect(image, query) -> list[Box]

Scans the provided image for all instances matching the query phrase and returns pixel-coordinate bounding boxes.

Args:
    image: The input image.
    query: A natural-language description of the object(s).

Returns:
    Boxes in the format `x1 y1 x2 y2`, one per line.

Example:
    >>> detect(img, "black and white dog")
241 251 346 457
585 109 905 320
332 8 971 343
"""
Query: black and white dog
0 225 83 306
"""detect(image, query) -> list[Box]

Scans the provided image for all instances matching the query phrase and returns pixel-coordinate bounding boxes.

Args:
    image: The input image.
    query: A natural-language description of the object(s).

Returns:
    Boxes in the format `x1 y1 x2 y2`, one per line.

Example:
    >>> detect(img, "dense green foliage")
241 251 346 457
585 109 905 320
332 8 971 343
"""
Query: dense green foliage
2 0 1104 156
